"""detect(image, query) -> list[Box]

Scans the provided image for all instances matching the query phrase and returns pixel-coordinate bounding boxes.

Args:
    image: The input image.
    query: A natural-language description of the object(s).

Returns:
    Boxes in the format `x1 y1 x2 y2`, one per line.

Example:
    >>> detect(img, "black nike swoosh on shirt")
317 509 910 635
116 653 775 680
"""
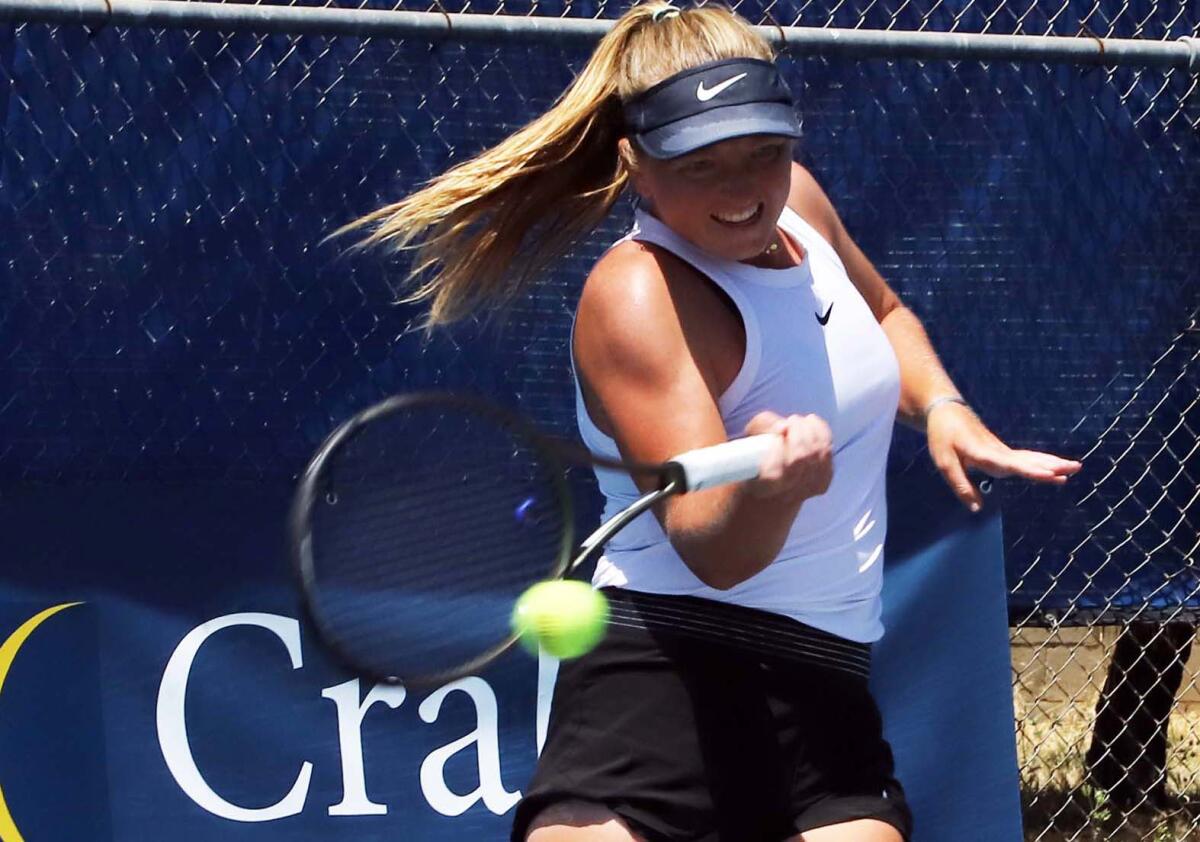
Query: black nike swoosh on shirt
816 302 834 326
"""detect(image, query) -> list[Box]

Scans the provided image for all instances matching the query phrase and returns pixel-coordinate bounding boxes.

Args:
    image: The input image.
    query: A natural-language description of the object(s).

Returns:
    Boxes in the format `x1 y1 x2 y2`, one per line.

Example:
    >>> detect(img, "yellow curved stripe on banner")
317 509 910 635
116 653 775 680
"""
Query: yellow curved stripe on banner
0 602 84 842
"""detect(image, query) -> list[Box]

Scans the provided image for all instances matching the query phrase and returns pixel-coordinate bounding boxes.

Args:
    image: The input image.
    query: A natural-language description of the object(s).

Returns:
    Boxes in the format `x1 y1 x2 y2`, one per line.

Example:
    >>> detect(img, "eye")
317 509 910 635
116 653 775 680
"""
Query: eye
677 158 715 178
752 143 785 162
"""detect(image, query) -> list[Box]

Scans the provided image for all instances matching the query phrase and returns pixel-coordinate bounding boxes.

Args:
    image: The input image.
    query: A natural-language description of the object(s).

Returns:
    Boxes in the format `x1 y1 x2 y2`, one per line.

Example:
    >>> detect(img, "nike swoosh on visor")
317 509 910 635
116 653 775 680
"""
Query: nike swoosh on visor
695 72 748 102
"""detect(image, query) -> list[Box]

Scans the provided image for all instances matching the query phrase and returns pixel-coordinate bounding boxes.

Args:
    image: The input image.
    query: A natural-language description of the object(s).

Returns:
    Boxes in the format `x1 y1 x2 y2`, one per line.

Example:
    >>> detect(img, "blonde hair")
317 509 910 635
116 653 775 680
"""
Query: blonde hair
330 2 775 328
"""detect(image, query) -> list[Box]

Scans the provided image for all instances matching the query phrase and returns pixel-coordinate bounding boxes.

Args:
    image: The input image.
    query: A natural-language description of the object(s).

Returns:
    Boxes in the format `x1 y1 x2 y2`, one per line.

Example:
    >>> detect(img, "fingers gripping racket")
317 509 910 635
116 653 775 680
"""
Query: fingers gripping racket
289 392 772 688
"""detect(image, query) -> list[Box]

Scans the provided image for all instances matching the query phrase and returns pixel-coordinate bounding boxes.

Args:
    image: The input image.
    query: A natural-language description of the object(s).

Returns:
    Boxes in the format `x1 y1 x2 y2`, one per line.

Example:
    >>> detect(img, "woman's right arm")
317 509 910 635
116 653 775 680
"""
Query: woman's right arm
573 243 834 590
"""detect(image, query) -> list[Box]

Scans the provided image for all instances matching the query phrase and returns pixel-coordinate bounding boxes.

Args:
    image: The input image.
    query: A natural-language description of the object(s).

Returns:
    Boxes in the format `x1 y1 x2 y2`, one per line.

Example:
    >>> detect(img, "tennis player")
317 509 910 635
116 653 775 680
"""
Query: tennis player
337 3 1082 839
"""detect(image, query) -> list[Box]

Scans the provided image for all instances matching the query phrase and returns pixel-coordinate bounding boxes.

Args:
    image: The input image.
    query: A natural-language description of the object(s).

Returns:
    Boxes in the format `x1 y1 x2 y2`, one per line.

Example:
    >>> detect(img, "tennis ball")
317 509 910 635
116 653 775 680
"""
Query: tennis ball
512 580 609 659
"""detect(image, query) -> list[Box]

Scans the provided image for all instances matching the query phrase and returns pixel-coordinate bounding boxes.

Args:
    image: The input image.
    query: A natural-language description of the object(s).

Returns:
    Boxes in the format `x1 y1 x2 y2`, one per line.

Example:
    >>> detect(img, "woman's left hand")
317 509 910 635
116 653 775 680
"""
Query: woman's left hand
926 402 1083 512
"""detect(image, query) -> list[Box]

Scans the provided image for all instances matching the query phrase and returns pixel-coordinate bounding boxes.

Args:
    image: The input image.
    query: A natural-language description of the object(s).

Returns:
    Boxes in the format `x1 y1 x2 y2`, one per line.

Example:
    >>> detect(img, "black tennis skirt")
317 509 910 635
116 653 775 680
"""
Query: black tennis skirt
511 588 913 842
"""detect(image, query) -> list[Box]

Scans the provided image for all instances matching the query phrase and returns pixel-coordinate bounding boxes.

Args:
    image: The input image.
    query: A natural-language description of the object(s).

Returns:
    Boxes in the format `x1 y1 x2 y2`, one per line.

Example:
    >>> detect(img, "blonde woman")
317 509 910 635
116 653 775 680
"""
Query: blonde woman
339 4 1081 839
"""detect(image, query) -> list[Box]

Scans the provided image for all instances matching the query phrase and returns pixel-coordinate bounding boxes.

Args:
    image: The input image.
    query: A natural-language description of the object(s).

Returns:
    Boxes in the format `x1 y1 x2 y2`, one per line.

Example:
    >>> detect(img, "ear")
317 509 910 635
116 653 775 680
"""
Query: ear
618 137 653 205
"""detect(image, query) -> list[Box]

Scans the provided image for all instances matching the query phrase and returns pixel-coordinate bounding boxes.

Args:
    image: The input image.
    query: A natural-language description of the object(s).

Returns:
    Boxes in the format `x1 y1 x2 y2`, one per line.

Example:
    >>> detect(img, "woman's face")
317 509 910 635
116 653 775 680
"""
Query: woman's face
626 134 795 263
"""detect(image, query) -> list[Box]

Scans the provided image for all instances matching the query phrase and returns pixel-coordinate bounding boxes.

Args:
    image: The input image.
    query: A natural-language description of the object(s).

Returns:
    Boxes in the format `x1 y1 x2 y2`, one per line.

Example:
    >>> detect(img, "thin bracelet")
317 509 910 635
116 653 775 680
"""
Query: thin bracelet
923 395 970 419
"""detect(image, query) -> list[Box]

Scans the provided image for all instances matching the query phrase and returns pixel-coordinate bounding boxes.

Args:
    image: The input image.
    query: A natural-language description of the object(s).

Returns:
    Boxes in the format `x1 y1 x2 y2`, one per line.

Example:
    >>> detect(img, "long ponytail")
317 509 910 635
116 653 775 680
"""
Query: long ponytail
331 3 774 328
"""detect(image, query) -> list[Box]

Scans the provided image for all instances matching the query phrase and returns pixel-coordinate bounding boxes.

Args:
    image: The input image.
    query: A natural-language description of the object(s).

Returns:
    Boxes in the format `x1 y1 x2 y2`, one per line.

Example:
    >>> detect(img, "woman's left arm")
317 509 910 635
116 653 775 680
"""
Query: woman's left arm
788 163 1082 512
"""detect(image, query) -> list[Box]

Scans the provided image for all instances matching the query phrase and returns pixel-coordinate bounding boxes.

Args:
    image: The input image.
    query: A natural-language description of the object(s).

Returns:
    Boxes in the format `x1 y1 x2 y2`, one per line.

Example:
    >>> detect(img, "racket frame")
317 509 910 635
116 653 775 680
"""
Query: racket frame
290 390 766 687
289 392 578 687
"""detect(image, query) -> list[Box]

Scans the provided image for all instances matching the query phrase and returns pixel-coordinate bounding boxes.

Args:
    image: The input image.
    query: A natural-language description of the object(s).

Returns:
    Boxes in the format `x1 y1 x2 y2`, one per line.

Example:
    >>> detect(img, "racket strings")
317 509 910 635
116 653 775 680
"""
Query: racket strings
316 490 537 585
315 489 556 595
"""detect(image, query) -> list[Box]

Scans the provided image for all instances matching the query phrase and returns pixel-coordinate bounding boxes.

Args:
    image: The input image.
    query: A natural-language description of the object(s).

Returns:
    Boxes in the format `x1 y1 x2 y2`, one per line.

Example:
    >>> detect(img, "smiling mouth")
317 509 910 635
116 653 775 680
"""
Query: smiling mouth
711 202 763 227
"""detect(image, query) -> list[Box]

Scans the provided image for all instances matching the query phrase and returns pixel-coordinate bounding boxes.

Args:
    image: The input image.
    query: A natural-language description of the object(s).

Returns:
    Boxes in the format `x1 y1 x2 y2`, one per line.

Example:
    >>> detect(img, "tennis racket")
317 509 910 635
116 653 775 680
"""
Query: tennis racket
289 391 773 688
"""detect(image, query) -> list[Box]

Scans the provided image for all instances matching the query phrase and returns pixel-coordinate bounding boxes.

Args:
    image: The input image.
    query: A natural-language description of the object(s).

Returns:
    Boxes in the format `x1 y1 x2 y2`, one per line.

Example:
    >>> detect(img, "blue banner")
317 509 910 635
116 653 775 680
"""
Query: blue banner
0 477 1018 841
875 485 1022 842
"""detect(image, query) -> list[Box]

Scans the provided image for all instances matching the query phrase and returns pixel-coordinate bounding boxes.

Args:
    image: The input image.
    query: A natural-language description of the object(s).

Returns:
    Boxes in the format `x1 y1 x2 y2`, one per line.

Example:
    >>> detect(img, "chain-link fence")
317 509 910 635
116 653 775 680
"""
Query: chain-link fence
2 2 1198 838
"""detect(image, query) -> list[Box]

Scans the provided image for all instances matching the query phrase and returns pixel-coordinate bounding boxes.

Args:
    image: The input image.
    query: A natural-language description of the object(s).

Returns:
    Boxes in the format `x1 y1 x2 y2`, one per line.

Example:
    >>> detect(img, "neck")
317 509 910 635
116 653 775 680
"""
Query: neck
742 231 799 270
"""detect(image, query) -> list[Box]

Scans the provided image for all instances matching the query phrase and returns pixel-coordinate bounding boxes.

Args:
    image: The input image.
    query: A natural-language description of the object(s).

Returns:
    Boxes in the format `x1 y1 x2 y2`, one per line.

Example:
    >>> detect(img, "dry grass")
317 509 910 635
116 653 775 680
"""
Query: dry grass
1014 633 1200 841
1020 790 1200 842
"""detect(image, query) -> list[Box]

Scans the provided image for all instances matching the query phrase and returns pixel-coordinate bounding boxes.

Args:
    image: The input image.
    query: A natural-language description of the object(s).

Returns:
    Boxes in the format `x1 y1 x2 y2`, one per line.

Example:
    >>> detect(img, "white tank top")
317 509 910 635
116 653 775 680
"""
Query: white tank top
573 206 901 643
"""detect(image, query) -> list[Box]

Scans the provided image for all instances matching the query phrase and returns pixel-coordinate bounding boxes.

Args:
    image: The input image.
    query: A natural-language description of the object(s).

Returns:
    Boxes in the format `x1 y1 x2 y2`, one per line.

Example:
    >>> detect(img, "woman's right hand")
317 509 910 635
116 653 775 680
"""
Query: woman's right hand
743 411 834 503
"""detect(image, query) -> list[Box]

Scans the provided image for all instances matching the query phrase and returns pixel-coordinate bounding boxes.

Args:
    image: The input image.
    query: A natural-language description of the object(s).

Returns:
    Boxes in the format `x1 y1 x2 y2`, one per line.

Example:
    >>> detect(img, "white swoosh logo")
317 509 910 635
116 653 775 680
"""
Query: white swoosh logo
696 72 748 102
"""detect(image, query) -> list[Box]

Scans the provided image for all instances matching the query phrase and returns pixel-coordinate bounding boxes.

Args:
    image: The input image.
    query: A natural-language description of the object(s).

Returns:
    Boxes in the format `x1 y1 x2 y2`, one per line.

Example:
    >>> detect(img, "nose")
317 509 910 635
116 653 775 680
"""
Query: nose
714 178 758 207
715 159 762 198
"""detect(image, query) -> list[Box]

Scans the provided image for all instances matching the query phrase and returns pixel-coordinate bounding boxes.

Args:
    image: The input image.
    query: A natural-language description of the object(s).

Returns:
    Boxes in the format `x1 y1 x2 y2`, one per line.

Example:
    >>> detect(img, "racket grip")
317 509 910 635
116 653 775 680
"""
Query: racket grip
668 434 775 492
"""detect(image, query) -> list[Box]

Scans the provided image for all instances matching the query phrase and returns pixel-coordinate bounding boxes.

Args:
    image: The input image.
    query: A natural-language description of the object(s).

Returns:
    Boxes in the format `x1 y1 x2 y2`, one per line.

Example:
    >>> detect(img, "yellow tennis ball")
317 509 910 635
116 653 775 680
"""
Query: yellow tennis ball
512 580 609 659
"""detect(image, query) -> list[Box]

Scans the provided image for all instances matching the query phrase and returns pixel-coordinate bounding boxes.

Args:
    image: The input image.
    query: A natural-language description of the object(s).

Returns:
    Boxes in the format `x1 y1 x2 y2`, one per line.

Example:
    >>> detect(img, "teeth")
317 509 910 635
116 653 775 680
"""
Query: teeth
714 204 759 224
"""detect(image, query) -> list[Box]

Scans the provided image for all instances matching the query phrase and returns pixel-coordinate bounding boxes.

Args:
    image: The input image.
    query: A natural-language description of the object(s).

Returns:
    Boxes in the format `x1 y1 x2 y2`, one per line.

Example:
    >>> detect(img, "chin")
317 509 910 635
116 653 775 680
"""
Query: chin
711 229 774 261
702 210 781 258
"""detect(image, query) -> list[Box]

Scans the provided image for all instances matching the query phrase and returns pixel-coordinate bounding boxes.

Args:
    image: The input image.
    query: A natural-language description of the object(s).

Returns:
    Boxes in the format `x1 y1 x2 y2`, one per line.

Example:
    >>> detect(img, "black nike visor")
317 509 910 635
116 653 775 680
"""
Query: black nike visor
622 58 801 160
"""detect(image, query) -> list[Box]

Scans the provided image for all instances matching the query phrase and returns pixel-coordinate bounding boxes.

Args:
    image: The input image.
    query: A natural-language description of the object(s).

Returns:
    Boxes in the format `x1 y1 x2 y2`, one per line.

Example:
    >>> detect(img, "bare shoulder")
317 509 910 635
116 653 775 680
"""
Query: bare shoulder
574 239 689 382
582 239 673 320
786 161 842 247
573 239 730 464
